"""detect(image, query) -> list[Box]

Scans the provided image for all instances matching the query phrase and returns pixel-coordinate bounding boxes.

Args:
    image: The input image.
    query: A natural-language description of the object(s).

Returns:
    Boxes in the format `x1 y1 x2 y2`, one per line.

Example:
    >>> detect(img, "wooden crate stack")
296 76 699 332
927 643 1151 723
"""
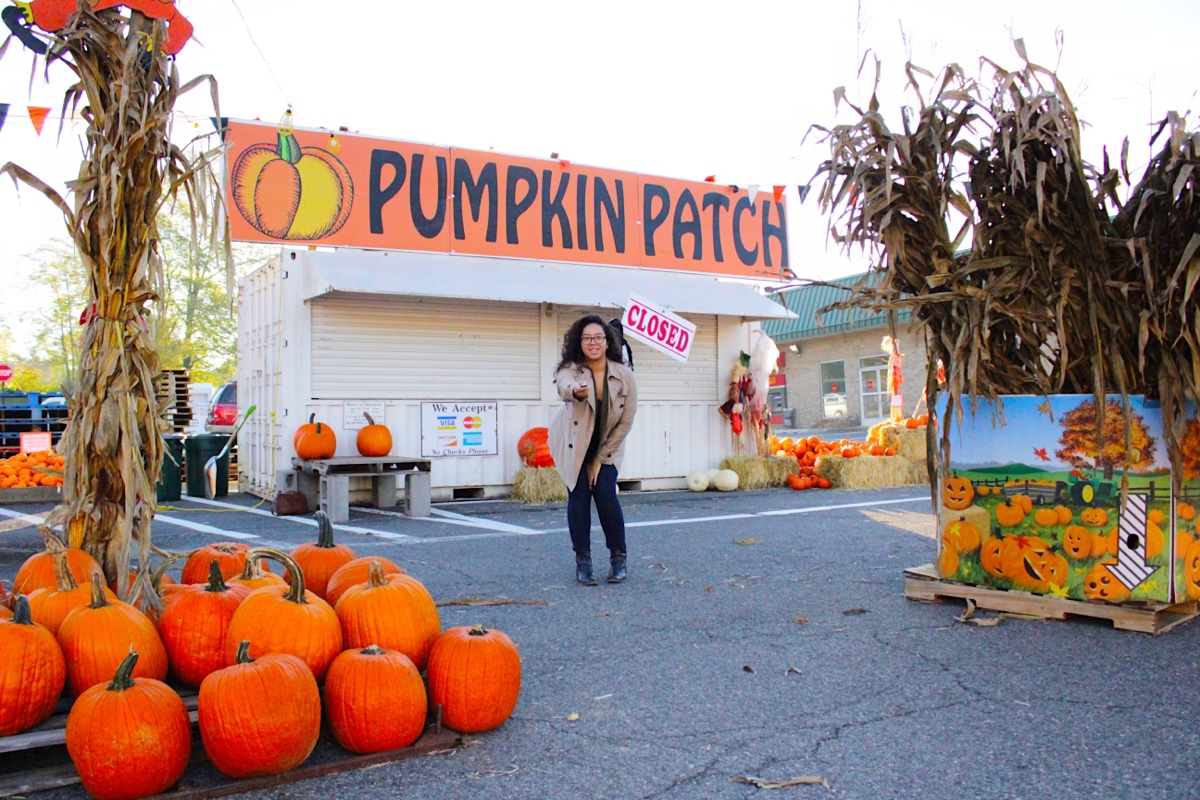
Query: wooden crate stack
154 370 192 434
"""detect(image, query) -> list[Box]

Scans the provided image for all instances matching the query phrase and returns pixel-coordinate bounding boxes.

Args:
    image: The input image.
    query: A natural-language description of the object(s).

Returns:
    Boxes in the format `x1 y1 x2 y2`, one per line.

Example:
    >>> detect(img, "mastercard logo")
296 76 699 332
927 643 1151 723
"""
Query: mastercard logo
462 416 481 429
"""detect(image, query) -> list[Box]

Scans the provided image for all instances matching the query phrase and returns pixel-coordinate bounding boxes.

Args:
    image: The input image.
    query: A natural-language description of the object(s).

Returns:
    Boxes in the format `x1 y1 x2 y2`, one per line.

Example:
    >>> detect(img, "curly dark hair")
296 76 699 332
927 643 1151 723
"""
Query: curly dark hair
557 315 623 370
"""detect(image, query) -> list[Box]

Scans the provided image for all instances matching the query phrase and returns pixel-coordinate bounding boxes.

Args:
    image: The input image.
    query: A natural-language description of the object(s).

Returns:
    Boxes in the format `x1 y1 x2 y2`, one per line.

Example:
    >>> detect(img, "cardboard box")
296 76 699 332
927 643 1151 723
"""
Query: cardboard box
936 395 1199 604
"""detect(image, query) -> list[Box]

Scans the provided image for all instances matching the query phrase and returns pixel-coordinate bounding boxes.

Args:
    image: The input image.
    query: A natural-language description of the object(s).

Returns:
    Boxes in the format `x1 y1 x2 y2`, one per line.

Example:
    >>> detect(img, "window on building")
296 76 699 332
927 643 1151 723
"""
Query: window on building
820 360 847 419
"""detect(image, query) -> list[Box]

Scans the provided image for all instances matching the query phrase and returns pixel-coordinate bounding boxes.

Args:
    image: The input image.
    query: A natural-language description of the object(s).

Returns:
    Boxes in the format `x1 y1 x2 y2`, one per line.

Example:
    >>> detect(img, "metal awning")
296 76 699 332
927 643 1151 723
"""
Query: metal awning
291 248 794 320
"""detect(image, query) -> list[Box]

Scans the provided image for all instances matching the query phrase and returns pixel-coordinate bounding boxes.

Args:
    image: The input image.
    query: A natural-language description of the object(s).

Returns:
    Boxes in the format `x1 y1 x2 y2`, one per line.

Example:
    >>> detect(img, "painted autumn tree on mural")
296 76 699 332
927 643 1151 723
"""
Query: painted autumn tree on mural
1055 400 1157 479
1182 420 1200 482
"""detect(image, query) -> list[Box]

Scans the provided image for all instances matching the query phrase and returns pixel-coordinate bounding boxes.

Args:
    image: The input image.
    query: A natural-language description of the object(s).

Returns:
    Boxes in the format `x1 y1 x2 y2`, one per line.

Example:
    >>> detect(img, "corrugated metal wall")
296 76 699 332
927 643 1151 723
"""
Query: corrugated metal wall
310 296 542 399
554 306 718 401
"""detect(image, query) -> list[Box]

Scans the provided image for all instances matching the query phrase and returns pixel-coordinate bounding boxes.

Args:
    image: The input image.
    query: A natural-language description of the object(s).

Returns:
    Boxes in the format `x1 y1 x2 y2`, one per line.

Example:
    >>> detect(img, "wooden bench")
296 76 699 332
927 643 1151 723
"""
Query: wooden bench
290 456 432 522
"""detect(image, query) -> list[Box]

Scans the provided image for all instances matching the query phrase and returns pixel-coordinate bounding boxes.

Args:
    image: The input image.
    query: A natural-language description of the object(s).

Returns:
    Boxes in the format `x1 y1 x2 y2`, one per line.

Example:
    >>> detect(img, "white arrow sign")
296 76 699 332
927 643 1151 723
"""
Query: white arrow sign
1108 493 1157 590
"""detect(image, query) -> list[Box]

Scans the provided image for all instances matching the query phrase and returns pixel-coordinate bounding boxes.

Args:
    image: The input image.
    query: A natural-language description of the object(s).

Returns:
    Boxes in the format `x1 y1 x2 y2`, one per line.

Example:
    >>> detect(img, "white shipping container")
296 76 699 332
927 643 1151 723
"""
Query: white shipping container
236 248 792 501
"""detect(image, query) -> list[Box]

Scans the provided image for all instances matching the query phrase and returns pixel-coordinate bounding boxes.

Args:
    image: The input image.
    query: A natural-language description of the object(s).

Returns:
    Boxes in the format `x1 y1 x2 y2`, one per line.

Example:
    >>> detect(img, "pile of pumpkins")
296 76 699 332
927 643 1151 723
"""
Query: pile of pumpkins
0 513 520 800
0 450 64 489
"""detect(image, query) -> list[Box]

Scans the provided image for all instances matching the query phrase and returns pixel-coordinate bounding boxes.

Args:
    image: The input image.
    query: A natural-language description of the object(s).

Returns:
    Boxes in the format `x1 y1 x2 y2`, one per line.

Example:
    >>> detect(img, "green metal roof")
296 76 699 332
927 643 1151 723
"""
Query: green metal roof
761 273 912 342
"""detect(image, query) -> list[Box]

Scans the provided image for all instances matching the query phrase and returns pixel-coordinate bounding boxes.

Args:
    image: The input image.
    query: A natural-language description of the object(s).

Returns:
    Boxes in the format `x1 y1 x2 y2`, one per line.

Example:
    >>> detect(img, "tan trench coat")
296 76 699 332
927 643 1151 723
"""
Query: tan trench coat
549 360 638 491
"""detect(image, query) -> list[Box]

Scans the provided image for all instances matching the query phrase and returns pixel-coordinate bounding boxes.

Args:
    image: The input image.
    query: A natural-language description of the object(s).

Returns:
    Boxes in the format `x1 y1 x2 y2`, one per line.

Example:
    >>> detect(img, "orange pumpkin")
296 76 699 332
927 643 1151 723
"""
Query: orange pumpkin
1061 525 1093 561
518 427 555 468
840 446 861 458
182 543 261 584
57 577 169 697
1000 536 1067 592
942 517 981 553
905 418 920 429
26 554 116 636
427 624 522 734
1080 507 1108 527
293 413 321 451
1053 505 1073 525
324 645 427 753
868 444 885 456
1178 502 1196 522
13 537 103 597
1010 494 1034 515
156 561 252 688
1148 508 1166 525
295 419 338 460
334 561 441 669
1177 530 1197 562
937 542 960 578
229 556 288 593
816 477 832 489
979 536 1011 580
1145 520 1165 560
1092 530 1118 559
1083 561 1132 603
289 510 357 600
1033 508 1059 528
199 641 321 778
355 412 392 457
231 125 353 241
1183 538 1200 602
324 555 406 608
0 596 66 735
66 651 192 800
994 501 1026 529
942 476 975 511
223 548 343 680
976 485 991 496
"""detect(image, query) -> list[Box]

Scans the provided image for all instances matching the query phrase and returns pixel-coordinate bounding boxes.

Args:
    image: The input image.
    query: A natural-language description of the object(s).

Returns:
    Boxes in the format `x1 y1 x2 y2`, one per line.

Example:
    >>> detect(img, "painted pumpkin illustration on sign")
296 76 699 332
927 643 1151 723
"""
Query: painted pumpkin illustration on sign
999 536 1067 593
232 111 354 241
1061 525 1092 561
942 517 981 553
941 477 974 510
1183 538 1200 602
994 501 1026 529
937 542 960 579
1080 507 1108 528
1083 561 1132 603
980 536 1013 581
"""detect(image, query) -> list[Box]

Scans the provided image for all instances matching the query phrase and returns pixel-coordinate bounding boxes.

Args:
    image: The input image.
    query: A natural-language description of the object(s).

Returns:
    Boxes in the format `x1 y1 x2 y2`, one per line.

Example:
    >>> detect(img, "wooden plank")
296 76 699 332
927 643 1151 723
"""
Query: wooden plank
0 487 61 504
0 694 198 754
0 727 459 799
292 457 431 477
904 564 1200 635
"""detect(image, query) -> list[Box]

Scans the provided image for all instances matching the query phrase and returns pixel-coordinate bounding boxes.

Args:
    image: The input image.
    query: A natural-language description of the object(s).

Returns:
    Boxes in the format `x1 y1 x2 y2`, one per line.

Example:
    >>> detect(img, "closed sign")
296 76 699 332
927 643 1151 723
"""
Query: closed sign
621 293 696 363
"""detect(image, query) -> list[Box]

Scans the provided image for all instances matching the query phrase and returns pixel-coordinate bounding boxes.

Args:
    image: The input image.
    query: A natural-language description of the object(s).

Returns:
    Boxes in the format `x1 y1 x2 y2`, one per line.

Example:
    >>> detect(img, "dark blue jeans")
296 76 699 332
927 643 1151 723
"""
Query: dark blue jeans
568 463 626 556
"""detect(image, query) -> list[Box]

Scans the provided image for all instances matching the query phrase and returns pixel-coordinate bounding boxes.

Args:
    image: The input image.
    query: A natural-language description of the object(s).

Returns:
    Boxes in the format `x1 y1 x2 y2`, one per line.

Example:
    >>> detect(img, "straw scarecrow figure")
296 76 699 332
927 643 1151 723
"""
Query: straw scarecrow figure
1 0 227 601
881 336 904 422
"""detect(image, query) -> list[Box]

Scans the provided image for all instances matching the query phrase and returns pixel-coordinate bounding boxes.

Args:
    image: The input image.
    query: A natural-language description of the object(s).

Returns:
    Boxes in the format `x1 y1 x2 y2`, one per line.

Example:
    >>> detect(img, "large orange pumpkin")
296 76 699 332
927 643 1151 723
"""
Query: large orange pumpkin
289 510 357 600
295 417 338 460
57 578 169 697
937 542 960 578
232 123 354 241
427 624 522 734
13 535 102 596
0 596 66 735
181 543 264 584
335 561 441 669
942 517 982 553
941 476 974 510
1061 525 1093 561
223 548 343 680
324 555 406 608
66 651 192 800
156 561 252 688
26 553 116 636
994 501 1026 529
517 427 554 468
229 555 288 593
355 412 393 457
1083 561 1132 603
200 641 321 778
1183 538 1200 601
324 645 427 753
999 536 1067 592
1080 507 1108 527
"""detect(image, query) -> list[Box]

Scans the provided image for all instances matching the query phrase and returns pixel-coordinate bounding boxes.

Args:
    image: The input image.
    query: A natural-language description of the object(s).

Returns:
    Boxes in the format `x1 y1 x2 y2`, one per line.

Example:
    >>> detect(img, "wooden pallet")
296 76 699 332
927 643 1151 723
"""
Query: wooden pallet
292 456 432 476
904 563 1200 635
0 486 61 505
0 686 460 799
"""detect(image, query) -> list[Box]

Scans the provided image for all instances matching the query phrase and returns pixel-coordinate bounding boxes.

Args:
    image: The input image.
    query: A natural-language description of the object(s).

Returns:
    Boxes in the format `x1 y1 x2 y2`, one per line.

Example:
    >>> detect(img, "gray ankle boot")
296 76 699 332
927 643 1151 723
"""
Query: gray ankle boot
608 550 627 583
576 552 598 586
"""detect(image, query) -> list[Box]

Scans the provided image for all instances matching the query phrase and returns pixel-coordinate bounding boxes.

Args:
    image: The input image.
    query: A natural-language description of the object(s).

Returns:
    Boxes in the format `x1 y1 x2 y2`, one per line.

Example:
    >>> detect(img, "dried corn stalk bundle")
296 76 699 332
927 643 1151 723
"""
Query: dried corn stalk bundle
809 42 1199 494
1 5 227 594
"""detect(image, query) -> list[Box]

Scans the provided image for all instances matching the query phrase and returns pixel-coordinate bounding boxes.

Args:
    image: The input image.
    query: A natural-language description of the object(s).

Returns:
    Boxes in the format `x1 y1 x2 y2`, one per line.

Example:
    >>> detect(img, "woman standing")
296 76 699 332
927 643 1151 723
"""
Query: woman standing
550 315 638 585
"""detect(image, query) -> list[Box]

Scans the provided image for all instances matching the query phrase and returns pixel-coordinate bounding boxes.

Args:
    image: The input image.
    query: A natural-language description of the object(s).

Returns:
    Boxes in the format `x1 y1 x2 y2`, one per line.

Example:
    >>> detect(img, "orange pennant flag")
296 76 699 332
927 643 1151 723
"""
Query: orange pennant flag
28 107 50 135
772 185 785 202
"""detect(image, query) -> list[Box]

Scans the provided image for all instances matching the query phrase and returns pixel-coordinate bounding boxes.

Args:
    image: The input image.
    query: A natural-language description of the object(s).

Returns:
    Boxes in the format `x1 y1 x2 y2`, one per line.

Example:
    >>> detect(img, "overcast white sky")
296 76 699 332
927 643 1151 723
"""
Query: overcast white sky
0 0 1196 350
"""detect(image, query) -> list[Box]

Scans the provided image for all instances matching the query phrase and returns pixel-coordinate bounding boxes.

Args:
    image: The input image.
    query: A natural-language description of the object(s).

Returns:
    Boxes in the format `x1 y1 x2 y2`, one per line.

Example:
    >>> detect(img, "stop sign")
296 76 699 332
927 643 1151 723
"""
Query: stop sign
0 364 11 382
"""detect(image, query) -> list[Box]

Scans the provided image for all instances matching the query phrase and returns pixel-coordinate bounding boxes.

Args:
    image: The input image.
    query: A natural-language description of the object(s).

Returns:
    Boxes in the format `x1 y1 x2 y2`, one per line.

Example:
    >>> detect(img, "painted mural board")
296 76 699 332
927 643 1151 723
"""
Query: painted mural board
936 395 1200 605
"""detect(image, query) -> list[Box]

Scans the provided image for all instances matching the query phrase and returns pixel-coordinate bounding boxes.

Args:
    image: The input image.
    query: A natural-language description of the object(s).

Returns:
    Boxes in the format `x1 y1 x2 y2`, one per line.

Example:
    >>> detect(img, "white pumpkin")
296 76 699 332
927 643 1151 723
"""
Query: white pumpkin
685 471 709 492
705 468 721 490
712 469 739 492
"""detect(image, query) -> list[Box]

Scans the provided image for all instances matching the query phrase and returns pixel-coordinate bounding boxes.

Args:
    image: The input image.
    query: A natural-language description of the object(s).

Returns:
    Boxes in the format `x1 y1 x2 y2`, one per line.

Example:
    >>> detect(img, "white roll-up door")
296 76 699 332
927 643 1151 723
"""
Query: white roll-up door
555 307 717 401
310 295 542 399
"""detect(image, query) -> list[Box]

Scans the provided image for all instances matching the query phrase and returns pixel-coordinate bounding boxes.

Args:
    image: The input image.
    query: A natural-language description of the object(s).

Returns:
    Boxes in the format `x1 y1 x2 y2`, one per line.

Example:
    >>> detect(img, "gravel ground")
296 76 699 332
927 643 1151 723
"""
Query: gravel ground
3 486 1199 800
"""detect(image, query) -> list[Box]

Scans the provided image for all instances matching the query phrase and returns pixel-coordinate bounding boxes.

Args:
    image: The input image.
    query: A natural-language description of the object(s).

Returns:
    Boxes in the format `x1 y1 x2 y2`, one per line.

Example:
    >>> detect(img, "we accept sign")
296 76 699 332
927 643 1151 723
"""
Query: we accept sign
419 402 498 458
225 120 789 280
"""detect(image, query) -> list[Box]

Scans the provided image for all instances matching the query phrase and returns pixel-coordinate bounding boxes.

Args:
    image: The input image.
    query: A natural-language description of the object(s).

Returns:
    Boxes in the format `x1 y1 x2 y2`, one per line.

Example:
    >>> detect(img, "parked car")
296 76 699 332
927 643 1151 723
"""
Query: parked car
205 382 238 434
822 393 848 418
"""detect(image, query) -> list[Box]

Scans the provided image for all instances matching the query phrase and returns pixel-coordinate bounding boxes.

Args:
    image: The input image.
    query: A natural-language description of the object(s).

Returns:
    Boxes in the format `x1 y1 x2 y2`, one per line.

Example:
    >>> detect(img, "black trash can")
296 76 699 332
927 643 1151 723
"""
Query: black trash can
185 433 229 498
156 434 184 502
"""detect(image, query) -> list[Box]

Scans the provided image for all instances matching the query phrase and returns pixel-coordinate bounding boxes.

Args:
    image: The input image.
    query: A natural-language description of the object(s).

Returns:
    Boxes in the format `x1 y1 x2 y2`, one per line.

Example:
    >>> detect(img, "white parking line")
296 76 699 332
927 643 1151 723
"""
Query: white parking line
176 497 417 542
0 508 50 528
153 513 259 539
756 496 930 516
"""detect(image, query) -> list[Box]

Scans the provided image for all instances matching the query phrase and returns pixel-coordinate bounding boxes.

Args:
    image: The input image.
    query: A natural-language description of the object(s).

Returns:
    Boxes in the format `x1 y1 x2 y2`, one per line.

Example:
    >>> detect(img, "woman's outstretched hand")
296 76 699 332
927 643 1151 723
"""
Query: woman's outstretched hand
572 383 590 401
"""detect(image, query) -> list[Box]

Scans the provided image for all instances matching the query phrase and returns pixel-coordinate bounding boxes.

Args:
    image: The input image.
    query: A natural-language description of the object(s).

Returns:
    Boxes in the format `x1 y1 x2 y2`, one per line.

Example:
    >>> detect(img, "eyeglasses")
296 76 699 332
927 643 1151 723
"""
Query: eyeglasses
581 335 607 344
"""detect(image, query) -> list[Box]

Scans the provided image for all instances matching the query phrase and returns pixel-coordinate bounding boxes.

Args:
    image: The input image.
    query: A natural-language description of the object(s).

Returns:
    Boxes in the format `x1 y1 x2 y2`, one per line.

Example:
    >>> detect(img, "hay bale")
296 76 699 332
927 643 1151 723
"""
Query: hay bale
816 454 920 489
871 422 927 462
511 467 567 504
940 504 990 537
719 455 798 490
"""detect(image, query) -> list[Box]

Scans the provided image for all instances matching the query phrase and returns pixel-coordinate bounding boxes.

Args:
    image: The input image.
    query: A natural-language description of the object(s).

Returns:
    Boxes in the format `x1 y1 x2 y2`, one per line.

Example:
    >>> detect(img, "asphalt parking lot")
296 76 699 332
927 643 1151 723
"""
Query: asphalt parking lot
3 486 1199 800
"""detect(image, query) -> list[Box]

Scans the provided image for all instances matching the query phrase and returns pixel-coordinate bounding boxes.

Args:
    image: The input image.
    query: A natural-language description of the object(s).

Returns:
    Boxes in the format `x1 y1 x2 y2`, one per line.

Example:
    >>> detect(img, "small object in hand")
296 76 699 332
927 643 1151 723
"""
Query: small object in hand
273 491 309 516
